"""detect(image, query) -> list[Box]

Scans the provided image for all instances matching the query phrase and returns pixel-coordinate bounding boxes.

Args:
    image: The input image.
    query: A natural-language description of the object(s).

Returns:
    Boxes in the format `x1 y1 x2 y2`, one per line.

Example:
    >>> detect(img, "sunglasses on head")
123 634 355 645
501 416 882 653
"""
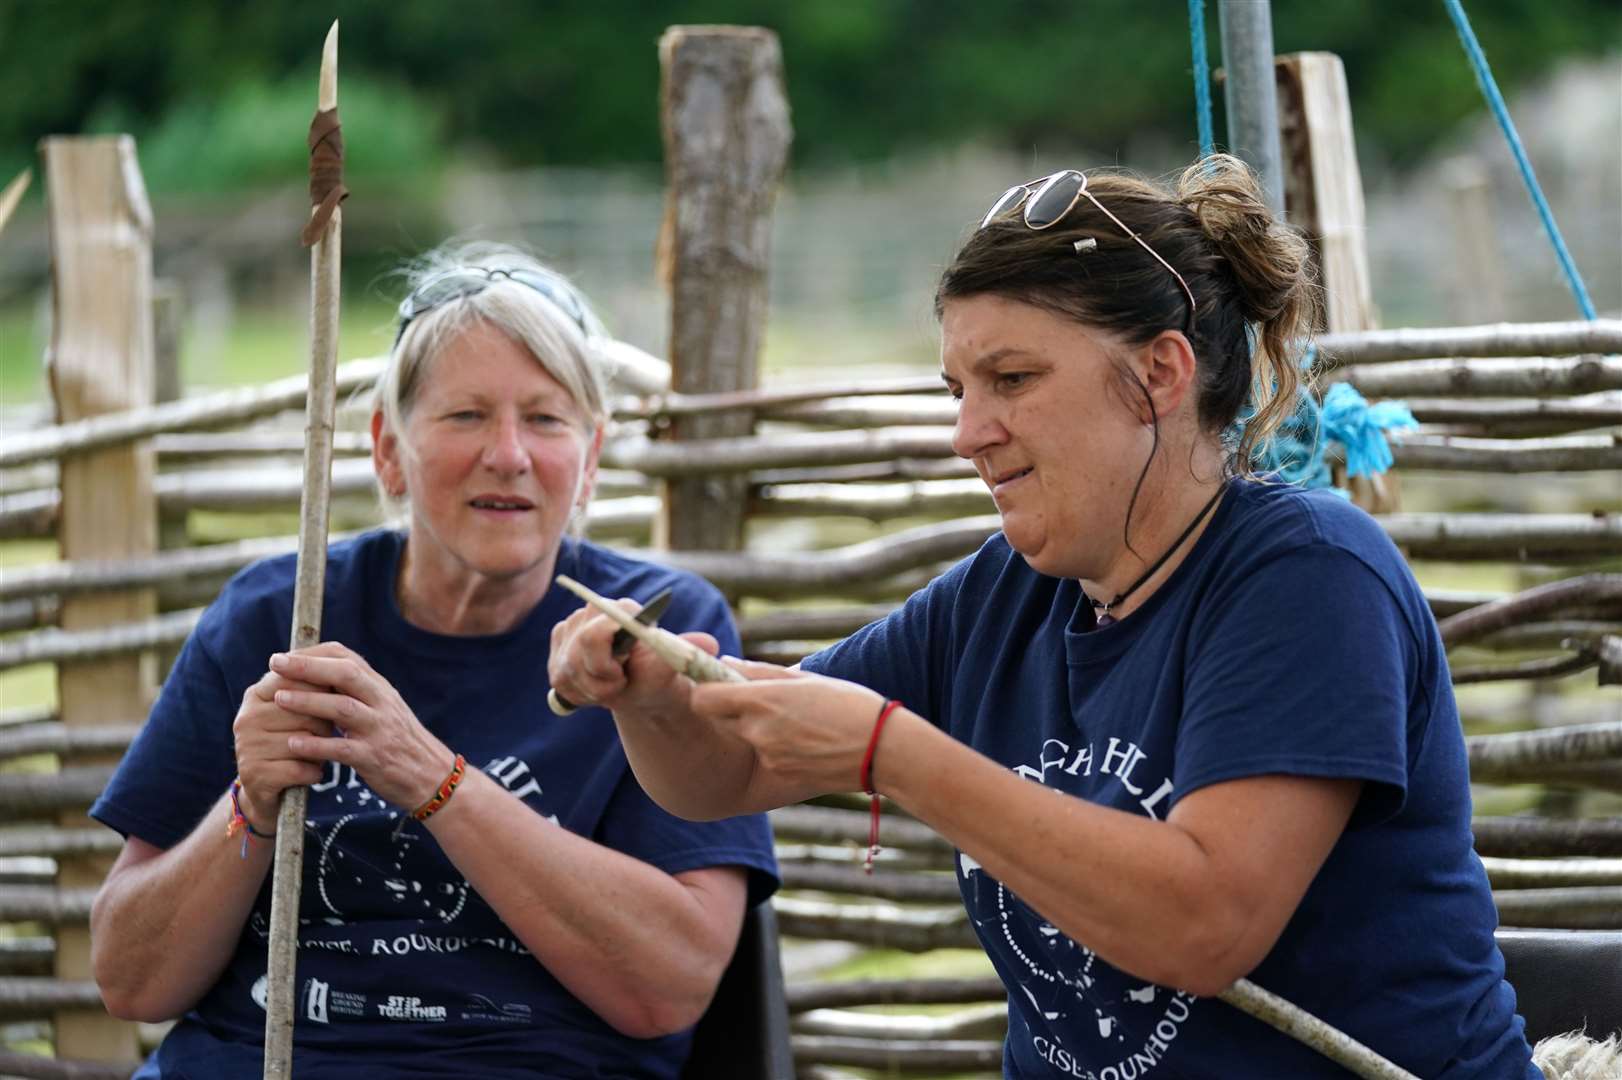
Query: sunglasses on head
394 266 592 346
981 169 1197 326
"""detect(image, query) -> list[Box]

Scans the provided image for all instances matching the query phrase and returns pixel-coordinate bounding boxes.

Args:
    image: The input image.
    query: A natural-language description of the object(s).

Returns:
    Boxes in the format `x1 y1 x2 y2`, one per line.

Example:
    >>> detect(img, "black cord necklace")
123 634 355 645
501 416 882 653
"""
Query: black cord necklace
1088 483 1227 627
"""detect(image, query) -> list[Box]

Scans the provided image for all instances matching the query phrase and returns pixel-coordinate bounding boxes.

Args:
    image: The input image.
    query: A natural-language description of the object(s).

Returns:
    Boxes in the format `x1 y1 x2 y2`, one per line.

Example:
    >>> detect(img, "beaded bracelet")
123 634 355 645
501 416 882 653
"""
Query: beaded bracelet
859 700 903 874
225 777 275 859
411 753 467 823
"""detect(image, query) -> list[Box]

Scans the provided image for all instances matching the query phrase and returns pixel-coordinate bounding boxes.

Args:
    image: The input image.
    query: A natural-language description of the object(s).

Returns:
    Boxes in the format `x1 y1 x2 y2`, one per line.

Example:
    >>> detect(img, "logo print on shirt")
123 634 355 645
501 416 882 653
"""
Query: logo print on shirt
963 735 1199 1075
312 810 470 924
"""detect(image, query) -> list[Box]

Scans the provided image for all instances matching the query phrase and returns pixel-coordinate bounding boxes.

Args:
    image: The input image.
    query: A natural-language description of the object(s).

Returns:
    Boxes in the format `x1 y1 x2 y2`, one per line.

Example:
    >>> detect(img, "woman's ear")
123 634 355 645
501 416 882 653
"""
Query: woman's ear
371 410 405 497
574 424 605 510
1137 329 1199 422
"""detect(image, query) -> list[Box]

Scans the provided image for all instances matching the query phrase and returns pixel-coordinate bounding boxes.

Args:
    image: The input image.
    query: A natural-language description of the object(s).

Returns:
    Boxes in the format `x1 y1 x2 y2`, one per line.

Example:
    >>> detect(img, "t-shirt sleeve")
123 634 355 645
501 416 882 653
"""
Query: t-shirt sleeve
1175 545 1419 825
593 769 780 908
89 621 242 849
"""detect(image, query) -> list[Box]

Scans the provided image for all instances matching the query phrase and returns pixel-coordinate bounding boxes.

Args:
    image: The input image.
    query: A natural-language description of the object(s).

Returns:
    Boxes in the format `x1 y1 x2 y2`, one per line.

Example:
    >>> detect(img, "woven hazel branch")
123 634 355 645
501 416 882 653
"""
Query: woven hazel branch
554 575 746 685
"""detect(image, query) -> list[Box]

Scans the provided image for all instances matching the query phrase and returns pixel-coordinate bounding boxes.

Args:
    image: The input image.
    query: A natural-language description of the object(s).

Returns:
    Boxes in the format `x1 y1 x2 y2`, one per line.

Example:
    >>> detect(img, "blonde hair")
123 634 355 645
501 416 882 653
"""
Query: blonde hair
374 243 609 518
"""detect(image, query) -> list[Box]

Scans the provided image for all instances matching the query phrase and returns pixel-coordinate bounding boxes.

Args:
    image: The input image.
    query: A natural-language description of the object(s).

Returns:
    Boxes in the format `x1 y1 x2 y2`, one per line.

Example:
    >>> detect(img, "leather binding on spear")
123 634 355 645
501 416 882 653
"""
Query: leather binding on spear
263 20 344 1079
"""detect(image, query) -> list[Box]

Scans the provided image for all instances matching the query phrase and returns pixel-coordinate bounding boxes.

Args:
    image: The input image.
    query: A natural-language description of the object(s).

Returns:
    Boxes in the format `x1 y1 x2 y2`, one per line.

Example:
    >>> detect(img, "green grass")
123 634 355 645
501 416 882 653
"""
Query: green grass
0 303 47 408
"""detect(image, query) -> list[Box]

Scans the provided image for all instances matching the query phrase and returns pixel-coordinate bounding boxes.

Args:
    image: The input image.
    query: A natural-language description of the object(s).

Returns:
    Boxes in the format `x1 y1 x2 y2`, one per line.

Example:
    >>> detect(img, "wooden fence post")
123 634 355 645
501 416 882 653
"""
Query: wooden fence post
1441 157 1509 326
1275 52 1396 512
656 26 792 564
41 134 155 1064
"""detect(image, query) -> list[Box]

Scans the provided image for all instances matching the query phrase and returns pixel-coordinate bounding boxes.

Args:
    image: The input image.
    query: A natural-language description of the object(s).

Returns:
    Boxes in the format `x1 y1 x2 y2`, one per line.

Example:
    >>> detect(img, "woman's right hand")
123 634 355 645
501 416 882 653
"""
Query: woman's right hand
231 668 334 831
548 599 721 716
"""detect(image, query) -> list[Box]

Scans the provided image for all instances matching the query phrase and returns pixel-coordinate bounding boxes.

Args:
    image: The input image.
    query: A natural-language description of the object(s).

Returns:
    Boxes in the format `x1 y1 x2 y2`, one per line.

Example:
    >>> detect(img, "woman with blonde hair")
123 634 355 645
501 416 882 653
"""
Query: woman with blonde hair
90 244 777 1078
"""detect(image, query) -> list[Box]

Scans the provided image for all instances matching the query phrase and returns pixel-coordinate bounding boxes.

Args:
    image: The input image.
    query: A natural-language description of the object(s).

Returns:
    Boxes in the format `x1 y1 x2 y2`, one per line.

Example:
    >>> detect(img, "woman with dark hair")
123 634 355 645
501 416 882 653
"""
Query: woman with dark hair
551 157 1540 1078
88 244 778 1079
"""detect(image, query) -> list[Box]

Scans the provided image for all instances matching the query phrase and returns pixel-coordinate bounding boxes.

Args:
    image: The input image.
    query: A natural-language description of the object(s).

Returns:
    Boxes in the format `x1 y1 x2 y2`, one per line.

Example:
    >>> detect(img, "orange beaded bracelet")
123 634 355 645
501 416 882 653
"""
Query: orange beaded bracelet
411 753 466 823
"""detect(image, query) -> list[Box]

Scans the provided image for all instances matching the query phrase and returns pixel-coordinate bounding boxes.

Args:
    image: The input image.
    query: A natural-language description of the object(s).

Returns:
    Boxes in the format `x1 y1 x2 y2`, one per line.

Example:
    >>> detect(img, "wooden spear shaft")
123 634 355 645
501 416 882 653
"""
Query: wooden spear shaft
264 21 342 1078
559 574 1419 1079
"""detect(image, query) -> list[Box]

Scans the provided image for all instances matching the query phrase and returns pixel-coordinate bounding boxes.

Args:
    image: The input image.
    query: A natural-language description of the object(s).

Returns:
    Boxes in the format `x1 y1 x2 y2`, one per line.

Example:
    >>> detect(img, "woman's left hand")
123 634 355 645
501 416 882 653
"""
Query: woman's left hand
689 660 888 799
269 642 453 810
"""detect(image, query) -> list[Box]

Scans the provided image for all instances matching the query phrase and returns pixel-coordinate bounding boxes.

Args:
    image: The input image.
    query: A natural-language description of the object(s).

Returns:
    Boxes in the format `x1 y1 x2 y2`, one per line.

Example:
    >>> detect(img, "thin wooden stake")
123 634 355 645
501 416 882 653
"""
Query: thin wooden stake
264 21 342 1079
0 168 31 239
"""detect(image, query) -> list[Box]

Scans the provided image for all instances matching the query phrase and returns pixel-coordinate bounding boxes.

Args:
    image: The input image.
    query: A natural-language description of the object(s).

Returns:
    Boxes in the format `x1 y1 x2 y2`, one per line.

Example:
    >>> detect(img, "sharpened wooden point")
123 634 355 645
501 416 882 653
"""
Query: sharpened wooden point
319 22 339 111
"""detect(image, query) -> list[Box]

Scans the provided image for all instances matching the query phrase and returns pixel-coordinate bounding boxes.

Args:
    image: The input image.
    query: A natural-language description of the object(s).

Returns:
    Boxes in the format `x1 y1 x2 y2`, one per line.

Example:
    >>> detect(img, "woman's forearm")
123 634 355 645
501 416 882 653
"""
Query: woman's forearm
877 710 1356 995
424 769 747 1038
91 791 273 1021
609 697 766 820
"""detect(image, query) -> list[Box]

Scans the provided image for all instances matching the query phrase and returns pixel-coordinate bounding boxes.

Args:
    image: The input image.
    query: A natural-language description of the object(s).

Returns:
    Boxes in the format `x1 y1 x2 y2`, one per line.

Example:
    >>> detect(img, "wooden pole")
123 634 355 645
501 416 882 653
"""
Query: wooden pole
656 26 791 568
1315 319 1622 364
1333 356 1622 399
40 134 152 1063
1276 53 1376 336
0 168 31 238
1440 157 1509 325
264 22 344 1078
1275 51 1395 512
1218 0 1286 212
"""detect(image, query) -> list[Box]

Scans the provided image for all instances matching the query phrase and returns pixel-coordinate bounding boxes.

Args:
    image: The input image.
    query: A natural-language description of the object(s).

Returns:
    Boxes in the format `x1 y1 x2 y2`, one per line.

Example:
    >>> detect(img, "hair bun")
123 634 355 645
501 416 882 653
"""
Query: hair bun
1177 154 1314 328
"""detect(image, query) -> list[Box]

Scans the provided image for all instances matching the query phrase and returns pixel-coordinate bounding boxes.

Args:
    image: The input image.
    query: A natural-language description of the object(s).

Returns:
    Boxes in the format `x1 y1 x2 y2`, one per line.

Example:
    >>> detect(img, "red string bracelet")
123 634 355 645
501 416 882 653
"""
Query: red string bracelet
859 700 903 874
225 777 275 859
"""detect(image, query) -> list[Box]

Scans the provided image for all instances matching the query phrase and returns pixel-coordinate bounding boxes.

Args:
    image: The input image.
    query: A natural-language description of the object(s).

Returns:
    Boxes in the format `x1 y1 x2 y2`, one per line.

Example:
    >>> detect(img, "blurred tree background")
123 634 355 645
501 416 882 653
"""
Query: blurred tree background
0 0 1617 402
2 0 1618 190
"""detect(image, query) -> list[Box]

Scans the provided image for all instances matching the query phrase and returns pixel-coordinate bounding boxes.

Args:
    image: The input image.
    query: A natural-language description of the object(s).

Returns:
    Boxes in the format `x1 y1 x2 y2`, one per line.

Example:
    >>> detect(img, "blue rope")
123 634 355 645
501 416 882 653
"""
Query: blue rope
1443 0 1597 320
1238 345 1417 493
1189 0 1216 157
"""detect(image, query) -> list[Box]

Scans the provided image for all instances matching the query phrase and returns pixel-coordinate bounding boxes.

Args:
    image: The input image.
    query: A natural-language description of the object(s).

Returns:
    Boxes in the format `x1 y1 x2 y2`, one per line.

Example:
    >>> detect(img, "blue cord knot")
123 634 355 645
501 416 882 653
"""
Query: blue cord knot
1320 383 1419 478
1236 345 1417 493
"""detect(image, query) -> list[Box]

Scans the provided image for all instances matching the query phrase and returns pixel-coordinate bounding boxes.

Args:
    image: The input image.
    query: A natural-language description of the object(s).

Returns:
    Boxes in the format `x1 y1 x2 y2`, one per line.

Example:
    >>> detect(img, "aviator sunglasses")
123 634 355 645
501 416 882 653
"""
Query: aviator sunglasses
394 266 592 345
981 169 1198 326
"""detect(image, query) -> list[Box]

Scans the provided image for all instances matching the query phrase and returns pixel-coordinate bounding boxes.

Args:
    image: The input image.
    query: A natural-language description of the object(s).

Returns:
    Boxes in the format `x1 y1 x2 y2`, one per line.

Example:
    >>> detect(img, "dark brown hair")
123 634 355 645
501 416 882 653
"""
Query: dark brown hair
935 154 1319 473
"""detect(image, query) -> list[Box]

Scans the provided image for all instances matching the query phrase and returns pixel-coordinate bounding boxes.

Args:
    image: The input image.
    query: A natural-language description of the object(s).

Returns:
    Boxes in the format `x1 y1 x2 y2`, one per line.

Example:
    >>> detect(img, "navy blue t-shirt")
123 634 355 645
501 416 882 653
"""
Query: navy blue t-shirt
802 480 1536 1079
92 530 778 1080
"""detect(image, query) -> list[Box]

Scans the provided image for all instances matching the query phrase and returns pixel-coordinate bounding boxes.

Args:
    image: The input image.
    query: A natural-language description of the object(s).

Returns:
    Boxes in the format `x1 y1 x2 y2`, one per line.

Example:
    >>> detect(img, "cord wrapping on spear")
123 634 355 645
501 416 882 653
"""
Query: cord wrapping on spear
299 108 348 247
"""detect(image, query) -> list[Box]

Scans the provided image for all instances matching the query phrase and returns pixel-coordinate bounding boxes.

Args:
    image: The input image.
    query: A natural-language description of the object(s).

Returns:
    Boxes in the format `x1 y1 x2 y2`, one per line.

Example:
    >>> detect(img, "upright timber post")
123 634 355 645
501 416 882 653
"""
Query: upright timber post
1219 0 1286 213
1275 52 1396 511
656 26 791 569
41 134 153 1064
1275 53 1376 333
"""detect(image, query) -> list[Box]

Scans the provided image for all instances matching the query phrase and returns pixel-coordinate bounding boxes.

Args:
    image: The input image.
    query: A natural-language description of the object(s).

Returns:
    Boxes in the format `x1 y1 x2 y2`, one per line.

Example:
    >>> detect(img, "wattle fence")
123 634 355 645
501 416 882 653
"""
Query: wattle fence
1 29 1619 1080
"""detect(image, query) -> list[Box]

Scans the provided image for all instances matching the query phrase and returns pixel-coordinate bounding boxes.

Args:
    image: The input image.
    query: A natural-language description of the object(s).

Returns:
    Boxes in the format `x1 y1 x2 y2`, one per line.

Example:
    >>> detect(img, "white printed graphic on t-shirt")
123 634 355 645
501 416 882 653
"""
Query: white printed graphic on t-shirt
951 735 1199 1077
